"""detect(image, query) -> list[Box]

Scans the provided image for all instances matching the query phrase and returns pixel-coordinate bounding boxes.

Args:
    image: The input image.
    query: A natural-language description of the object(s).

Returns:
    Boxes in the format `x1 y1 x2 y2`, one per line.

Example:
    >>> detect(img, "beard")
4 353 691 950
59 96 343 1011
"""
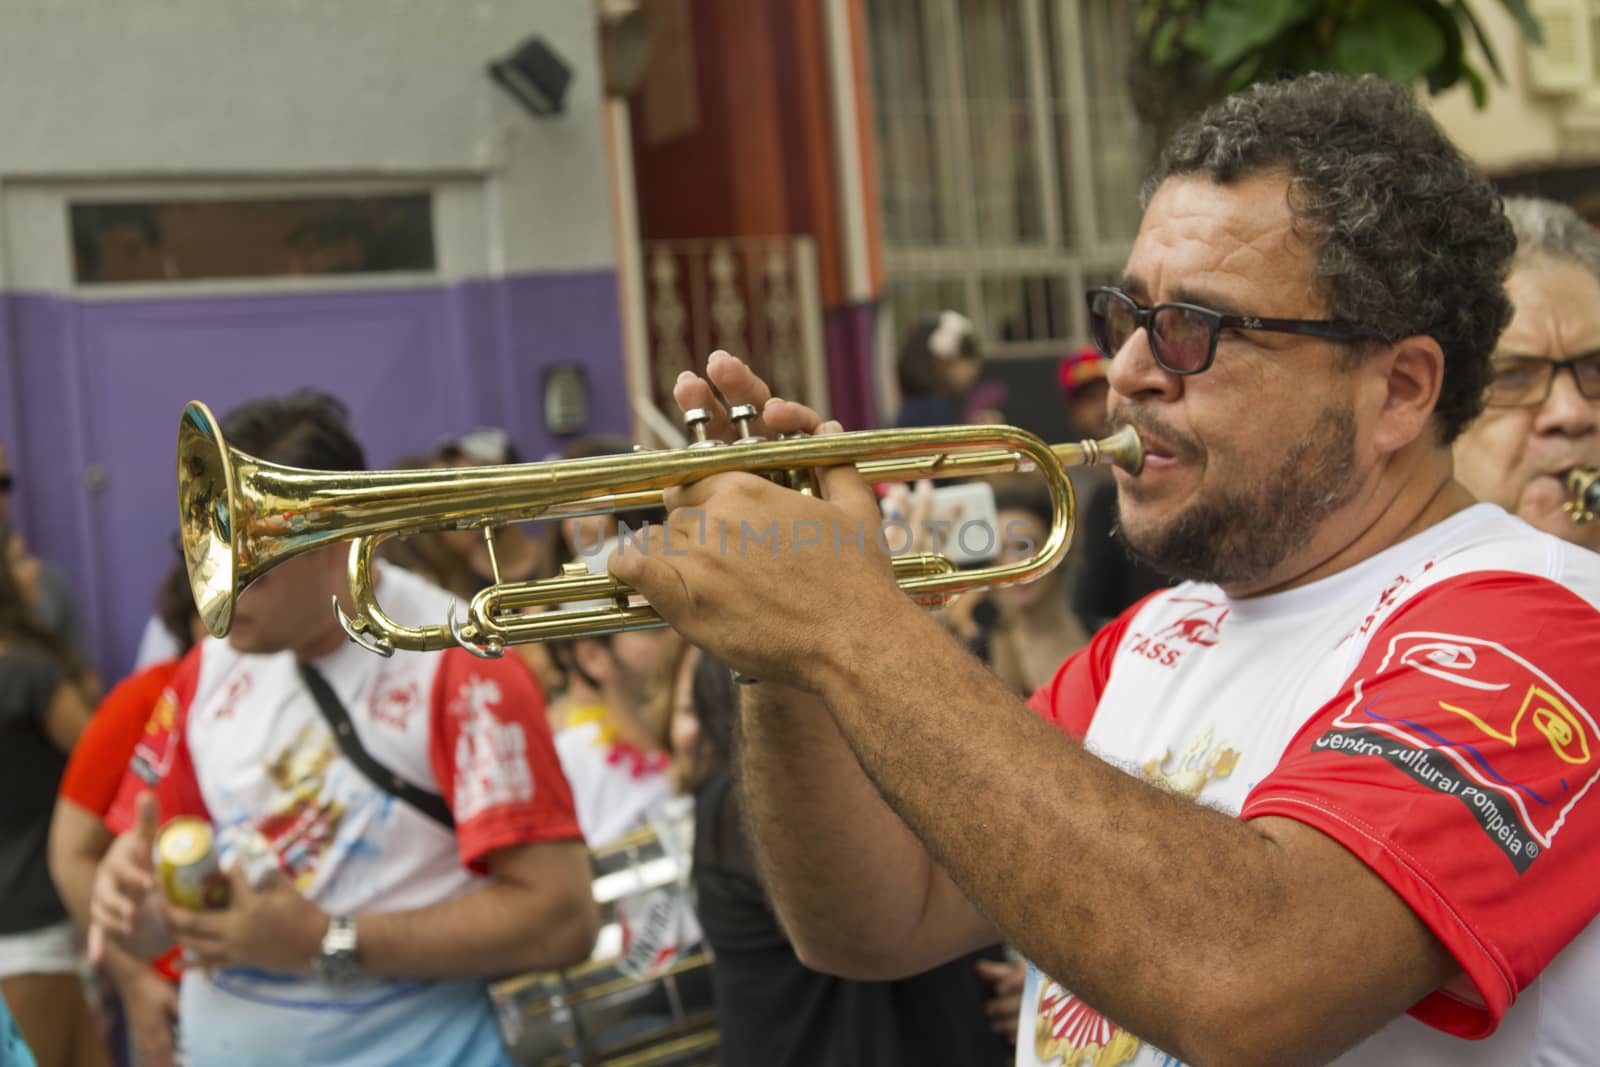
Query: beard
1114 405 1362 586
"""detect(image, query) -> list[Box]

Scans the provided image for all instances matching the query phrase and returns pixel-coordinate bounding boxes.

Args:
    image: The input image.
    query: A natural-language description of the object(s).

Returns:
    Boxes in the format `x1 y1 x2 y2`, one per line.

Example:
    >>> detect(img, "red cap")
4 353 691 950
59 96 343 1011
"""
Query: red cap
1058 346 1108 399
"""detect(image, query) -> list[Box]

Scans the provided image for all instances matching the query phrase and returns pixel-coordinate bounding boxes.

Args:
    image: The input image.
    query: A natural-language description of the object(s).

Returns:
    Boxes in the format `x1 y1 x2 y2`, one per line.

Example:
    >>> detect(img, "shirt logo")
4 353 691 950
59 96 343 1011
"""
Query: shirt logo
1325 631 1600 869
451 675 535 821
1127 598 1228 668
371 681 421 733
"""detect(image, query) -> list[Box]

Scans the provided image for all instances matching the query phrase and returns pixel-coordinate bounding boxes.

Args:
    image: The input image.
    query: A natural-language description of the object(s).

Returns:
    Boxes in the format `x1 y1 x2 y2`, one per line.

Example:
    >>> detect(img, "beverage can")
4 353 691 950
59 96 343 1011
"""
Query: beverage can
154 817 230 911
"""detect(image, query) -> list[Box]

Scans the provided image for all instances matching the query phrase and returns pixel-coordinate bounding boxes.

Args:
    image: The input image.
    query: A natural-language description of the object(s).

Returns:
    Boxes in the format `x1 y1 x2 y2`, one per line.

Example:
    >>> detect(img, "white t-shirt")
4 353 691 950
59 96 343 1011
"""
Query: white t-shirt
554 707 674 848
110 565 582 1067
1016 505 1600 1067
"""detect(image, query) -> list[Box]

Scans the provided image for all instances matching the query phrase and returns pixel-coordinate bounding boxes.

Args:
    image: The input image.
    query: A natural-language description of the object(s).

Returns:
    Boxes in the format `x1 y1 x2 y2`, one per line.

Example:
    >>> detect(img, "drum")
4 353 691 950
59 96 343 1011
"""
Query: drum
493 798 718 1066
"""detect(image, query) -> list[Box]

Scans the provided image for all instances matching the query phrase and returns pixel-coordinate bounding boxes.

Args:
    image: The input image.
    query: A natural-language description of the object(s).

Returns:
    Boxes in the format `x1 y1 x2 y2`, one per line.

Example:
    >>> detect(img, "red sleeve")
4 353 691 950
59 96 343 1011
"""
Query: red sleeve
59 661 181 815
1241 571 1600 1038
105 649 210 833
1026 592 1160 741
428 648 583 873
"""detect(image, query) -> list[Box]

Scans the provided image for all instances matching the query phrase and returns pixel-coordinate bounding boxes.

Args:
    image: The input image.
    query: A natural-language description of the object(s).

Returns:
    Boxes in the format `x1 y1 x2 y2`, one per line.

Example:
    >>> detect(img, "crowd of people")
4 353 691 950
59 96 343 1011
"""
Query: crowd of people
1 71 1598 1067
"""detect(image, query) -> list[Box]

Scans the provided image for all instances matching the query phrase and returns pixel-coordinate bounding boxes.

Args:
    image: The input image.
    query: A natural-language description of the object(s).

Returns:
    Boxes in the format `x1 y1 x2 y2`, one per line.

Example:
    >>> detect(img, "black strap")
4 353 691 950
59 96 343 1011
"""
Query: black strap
298 663 456 831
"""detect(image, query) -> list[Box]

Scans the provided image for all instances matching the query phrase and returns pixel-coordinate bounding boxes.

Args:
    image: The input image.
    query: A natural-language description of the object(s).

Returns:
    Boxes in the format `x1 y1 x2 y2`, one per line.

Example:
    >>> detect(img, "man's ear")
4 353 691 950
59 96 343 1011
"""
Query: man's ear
1366 335 1446 456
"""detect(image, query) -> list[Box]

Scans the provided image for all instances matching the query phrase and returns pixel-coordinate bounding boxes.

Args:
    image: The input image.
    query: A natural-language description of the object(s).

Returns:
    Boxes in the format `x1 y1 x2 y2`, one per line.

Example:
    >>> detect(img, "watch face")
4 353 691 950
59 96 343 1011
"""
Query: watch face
318 918 360 985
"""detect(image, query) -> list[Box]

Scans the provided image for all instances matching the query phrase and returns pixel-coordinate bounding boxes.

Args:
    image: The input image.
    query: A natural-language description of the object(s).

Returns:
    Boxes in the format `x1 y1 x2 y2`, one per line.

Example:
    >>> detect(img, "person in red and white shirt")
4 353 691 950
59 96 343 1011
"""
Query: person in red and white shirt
89 392 597 1067
609 77 1600 1067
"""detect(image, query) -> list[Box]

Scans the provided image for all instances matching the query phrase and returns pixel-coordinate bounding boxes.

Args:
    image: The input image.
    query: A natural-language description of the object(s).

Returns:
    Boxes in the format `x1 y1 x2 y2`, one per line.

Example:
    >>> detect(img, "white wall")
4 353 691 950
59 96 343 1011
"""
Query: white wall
0 0 616 283
1425 1 1600 174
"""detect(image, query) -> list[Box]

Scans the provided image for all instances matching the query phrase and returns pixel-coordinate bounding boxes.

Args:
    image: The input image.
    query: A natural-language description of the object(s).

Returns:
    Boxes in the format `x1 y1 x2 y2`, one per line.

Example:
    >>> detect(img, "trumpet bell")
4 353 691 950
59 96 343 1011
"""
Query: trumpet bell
178 402 242 640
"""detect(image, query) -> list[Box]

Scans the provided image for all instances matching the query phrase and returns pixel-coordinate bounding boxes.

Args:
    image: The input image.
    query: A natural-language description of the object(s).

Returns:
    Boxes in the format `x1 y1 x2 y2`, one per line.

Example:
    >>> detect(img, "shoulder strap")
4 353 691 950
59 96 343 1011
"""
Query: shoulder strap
297 662 455 831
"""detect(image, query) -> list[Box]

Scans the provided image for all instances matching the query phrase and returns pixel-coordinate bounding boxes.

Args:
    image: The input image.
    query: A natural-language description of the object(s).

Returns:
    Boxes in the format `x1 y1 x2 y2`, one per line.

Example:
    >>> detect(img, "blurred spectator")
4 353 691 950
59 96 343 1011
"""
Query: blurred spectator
0 447 97 691
371 455 480 602
1057 349 1171 632
1057 346 1110 439
0 518 107 1067
51 559 202 1067
433 429 545 592
546 538 675 847
893 312 1001 428
685 653 1013 1065
967 482 1090 695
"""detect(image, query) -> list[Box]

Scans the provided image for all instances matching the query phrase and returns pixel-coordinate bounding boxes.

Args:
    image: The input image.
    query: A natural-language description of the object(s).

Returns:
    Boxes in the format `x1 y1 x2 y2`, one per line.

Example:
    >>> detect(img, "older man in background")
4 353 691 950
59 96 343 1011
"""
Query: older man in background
1454 196 1600 550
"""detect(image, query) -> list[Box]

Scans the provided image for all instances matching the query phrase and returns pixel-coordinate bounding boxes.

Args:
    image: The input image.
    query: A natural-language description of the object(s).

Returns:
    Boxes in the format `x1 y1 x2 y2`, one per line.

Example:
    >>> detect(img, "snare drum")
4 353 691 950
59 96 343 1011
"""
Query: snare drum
493 798 718 1066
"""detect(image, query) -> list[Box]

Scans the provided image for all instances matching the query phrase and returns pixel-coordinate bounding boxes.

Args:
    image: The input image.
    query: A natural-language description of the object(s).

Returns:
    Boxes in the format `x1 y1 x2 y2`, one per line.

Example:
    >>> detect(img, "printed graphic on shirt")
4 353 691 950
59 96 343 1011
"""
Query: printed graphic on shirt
449 674 535 822
129 692 179 785
256 723 345 889
372 680 422 733
1140 725 1240 799
1316 630 1600 872
1026 724 1239 1066
1031 972 1141 1067
1124 597 1228 669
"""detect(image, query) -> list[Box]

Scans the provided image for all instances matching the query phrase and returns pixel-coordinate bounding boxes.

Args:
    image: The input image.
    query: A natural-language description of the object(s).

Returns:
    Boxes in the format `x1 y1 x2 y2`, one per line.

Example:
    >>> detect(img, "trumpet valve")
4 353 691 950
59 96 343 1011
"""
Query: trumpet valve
728 403 762 442
684 407 715 448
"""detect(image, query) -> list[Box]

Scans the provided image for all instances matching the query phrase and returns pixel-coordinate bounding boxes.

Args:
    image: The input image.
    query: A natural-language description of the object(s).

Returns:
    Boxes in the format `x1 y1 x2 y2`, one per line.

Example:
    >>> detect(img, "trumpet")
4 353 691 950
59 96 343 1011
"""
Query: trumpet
1567 467 1600 526
178 401 1142 658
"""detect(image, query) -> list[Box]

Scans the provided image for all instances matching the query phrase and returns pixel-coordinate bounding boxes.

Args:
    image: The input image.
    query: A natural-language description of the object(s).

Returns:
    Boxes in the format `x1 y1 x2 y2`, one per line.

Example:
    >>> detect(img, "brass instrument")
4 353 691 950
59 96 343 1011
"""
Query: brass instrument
1567 467 1600 526
178 400 1142 658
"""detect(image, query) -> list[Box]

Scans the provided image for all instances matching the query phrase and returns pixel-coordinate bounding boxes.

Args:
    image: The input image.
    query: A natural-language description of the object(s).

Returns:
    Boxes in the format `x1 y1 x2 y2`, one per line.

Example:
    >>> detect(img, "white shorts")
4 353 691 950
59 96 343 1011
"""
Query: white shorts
0 921 81 979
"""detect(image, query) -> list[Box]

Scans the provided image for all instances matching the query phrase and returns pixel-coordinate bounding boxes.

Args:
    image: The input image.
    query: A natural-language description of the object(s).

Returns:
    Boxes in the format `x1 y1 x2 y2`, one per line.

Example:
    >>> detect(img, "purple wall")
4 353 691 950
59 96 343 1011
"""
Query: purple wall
0 269 627 682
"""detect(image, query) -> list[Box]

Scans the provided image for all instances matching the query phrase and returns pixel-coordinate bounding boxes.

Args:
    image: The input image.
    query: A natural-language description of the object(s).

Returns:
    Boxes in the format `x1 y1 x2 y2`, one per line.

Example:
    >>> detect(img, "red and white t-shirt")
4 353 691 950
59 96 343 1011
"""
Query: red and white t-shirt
1016 505 1600 1067
107 564 581 1067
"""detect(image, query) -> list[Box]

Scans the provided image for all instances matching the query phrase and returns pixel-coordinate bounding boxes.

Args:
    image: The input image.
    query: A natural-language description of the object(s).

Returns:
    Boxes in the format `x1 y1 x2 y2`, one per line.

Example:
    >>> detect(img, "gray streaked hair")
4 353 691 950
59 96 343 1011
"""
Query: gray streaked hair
1146 74 1515 444
1502 195 1600 283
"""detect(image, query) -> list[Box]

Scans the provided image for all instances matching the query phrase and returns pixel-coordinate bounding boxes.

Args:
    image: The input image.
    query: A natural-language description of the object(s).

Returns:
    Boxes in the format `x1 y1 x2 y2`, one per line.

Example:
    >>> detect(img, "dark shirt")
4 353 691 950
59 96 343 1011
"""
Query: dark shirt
893 394 965 429
0 646 70 935
692 772 1011 1067
1071 476 1170 633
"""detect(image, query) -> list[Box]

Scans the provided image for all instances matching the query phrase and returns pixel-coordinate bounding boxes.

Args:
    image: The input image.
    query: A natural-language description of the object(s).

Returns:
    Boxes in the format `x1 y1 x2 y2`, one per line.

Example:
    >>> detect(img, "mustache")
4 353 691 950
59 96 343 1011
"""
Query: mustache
1107 405 1202 463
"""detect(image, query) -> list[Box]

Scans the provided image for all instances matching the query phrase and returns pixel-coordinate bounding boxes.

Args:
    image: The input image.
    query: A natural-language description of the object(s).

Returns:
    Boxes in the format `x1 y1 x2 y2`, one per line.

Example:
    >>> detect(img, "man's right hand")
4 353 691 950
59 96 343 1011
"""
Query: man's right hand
89 792 162 961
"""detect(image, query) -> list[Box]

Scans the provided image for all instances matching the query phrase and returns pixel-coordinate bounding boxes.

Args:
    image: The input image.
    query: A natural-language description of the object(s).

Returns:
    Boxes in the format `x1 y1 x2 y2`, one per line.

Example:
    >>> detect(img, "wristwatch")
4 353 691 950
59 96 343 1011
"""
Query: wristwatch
315 915 362 986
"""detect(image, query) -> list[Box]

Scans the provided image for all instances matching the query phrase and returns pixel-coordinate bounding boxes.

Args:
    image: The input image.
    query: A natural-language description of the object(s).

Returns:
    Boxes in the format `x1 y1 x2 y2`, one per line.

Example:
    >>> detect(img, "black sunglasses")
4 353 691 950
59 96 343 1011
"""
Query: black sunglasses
1484 353 1600 408
0 473 12 493
1085 287 1385 375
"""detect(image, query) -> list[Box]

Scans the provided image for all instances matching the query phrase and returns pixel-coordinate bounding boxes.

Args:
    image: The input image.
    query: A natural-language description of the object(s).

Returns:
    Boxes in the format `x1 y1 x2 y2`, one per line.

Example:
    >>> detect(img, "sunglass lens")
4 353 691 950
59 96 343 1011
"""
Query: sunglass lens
1152 307 1212 373
1089 292 1137 359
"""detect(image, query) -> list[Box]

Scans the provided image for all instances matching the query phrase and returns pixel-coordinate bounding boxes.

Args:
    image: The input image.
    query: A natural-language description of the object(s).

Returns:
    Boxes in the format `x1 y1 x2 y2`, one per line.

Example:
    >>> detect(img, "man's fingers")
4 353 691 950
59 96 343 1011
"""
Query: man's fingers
135 792 160 843
814 422 880 520
762 396 824 437
672 370 724 425
607 551 690 620
705 350 774 418
87 922 105 965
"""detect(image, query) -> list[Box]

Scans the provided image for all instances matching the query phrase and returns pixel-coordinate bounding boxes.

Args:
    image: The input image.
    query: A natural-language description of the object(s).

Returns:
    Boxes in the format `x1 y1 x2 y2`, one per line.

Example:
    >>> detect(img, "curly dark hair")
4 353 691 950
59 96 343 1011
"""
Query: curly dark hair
1146 74 1514 444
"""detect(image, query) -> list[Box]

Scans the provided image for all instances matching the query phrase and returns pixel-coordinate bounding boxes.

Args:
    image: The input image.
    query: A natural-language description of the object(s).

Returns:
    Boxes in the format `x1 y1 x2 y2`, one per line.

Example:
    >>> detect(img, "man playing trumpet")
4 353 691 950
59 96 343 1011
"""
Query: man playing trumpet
1453 195 1600 550
611 75 1600 1066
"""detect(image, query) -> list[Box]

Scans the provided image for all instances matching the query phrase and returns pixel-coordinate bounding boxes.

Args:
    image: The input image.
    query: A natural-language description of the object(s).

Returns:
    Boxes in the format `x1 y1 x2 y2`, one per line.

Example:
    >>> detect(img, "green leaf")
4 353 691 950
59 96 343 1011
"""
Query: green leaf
1497 0 1544 46
1330 2 1448 83
1411 0 1466 92
1136 1 1160 42
1152 18 1181 63
1183 0 1321 70
1461 60 1490 106
1450 0 1506 82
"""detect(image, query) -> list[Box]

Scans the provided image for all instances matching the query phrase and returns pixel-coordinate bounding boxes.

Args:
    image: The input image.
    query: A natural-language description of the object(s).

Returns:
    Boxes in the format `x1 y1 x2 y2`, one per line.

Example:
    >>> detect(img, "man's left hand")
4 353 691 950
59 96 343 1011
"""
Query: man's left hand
165 866 328 974
609 431 909 693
